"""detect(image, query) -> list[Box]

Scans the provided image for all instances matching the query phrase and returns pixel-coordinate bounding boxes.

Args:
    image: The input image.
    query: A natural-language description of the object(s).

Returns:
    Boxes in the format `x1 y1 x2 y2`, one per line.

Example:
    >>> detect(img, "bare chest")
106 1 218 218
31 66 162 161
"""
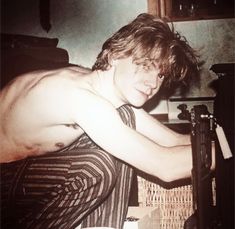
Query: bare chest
30 123 86 152
1 124 85 163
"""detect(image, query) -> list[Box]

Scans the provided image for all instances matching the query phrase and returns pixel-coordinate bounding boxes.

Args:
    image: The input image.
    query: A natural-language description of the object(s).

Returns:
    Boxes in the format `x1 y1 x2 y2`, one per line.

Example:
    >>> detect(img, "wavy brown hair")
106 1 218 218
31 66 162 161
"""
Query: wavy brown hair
92 13 200 86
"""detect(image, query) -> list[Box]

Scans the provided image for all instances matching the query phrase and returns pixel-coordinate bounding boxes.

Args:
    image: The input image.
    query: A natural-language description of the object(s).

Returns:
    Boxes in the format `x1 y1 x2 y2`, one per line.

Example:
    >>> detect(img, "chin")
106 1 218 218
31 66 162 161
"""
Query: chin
130 100 146 108
128 93 148 107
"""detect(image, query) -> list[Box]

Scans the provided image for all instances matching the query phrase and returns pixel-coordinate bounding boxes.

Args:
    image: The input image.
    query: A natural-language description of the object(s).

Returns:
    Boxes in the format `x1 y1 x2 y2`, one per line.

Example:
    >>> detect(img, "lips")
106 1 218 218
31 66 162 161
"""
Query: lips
136 88 151 99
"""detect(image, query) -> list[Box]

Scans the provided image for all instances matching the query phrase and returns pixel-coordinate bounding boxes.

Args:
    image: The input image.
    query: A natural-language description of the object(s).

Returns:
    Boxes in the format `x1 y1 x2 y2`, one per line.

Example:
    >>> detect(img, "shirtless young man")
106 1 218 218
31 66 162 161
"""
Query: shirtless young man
0 14 211 229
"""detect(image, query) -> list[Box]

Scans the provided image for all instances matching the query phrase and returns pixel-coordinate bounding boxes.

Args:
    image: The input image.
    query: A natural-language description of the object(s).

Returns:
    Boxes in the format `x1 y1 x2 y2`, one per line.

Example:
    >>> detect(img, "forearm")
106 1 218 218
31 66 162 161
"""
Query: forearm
134 108 191 147
142 144 193 182
161 145 192 181
173 133 191 146
152 140 216 182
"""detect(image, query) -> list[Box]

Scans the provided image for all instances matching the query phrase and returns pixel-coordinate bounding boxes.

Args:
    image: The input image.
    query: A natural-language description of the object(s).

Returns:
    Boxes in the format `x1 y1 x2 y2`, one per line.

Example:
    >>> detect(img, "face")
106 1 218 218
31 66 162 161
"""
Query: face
113 57 164 107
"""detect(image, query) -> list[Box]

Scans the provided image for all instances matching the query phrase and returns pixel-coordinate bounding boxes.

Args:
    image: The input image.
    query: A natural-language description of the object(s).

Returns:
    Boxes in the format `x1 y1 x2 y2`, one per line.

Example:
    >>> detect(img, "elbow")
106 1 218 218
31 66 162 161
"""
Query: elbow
155 163 190 183
152 165 175 183
158 172 176 183
149 146 192 183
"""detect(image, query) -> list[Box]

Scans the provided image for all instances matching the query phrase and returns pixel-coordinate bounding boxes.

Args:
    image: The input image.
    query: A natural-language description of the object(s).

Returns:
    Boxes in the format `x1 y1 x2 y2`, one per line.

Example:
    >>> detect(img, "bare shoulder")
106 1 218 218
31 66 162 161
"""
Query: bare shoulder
67 65 92 74
0 67 95 125
0 65 122 129
1 67 87 99
1 65 91 93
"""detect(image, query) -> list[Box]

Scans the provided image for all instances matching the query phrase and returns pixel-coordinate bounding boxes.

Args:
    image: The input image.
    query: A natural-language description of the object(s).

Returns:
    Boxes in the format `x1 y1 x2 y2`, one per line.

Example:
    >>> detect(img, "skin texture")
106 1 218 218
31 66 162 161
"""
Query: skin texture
0 60 213 182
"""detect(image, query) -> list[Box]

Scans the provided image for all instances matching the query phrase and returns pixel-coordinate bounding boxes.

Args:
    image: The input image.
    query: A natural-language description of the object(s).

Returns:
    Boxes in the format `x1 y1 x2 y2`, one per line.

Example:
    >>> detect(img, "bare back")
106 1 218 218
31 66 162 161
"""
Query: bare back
0 66 92 162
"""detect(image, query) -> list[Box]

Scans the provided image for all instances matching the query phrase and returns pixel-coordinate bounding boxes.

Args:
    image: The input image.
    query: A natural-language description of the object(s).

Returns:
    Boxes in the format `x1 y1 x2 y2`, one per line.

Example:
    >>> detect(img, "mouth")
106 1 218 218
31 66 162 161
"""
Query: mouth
136 88 151 99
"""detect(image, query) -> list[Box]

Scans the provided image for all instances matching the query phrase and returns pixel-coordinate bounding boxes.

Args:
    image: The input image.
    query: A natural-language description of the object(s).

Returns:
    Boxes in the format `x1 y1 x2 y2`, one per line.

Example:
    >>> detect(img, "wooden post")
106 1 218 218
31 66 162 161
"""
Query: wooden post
148 0 172 18
147 0 161 17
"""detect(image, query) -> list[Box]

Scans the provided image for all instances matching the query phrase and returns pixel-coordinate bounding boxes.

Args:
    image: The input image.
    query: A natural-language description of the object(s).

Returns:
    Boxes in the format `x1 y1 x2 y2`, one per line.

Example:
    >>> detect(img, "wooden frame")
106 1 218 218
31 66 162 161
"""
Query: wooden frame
147 0 234 21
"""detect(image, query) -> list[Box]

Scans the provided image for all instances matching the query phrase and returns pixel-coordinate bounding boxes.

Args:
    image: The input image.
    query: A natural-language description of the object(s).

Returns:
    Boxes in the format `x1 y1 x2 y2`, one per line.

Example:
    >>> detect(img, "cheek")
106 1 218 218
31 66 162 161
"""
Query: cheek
153 82 163 94
119 68 136 83
133 72 147 84
159 79 164 88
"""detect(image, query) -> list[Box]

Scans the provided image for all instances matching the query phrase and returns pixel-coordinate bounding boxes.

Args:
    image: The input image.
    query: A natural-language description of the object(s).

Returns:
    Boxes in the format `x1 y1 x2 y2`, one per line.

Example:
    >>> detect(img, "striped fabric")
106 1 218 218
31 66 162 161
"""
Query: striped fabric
1 105 136 229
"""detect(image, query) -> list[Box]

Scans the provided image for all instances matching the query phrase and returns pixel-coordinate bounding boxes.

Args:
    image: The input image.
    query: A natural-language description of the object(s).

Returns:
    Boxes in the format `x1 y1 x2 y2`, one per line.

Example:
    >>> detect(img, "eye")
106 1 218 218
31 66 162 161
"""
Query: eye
158 74 165 80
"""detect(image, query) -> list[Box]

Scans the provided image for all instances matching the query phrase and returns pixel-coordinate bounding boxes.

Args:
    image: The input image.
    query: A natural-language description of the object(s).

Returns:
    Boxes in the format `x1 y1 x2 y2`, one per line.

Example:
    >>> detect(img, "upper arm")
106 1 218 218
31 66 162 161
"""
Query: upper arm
132 107 190 146
72 91 193 181
70 90 173 174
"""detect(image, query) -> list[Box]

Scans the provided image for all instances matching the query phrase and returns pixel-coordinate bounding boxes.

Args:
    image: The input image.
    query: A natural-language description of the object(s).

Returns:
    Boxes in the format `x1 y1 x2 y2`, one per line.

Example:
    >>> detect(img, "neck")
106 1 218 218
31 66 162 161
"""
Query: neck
91 68 125 108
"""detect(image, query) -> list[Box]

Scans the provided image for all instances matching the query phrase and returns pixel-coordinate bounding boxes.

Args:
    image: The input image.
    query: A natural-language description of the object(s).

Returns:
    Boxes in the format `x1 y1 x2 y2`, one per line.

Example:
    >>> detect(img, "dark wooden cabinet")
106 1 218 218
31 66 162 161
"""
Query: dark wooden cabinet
148 0 234 21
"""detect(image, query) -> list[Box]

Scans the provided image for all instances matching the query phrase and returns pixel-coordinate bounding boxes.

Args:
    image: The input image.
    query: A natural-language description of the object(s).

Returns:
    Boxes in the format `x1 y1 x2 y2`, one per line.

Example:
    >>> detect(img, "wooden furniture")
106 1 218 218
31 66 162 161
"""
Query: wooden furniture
147 0 234 21
1 34 71 89
210 63 234 229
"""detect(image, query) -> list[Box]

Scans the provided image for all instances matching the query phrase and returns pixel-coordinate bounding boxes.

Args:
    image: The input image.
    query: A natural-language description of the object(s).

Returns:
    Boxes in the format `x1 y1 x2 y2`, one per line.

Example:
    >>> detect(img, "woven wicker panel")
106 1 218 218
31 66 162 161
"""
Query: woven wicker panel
137 176 194 229
137 176 216 229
